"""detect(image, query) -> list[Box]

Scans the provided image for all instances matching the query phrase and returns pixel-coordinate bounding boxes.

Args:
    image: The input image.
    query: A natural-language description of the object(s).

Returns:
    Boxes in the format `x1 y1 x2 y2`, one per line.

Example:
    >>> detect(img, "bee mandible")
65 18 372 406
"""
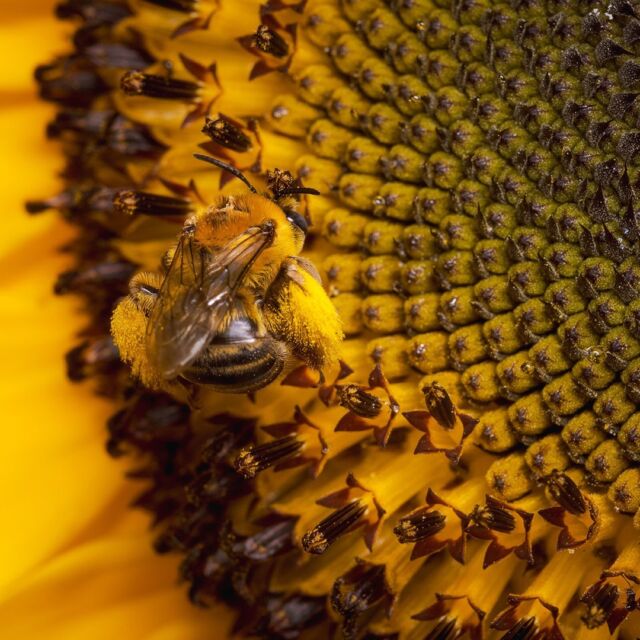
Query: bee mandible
111 154 343 393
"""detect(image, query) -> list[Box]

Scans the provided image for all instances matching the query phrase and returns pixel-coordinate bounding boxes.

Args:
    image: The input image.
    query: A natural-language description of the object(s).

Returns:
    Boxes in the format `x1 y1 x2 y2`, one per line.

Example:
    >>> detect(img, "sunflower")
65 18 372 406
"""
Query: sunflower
0 3 232 638
17 0 640 637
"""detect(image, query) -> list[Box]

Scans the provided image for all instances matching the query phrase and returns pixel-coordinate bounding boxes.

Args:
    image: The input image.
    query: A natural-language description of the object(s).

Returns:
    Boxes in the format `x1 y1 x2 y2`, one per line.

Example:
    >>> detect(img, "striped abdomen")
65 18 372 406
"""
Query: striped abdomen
181 317 287 393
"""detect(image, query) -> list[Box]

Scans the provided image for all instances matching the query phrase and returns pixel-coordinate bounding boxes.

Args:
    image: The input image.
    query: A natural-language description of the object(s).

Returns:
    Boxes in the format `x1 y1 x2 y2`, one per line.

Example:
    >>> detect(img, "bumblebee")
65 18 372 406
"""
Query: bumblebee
111 155 343 393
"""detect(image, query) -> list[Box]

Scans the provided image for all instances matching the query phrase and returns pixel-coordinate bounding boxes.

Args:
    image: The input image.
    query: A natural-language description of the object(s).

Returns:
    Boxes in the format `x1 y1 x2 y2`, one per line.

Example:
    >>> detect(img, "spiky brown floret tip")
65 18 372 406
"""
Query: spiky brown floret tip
32 0 640 637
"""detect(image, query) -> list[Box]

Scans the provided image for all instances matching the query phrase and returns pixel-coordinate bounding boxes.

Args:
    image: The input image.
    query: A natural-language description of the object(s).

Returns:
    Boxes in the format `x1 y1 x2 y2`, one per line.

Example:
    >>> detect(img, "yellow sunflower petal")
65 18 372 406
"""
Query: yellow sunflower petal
0 513 232 640
0 4 233 637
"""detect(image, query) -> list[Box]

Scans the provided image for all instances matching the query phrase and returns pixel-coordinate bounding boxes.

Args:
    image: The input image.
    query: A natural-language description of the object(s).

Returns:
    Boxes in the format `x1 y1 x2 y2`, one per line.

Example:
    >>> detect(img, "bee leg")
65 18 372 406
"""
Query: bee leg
128 271 162 316
289 256 323 283
177 377 203 410
263 257 343 371
111 271 166 391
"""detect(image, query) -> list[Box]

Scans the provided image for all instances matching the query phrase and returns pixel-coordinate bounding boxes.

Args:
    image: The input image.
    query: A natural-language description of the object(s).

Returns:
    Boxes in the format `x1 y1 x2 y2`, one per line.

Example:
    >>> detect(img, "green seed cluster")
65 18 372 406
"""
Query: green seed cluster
267 0 640 512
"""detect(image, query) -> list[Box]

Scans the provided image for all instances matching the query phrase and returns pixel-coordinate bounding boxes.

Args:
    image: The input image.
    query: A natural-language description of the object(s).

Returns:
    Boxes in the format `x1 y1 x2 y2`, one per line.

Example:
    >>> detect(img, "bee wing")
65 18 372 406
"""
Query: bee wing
147 222 275 379
202 221 275 328
146 232 214 378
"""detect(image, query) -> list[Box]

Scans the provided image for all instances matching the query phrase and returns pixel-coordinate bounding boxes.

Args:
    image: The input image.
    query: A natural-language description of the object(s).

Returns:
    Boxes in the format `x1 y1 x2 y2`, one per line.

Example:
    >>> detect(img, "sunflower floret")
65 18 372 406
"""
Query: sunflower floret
32 0 640 637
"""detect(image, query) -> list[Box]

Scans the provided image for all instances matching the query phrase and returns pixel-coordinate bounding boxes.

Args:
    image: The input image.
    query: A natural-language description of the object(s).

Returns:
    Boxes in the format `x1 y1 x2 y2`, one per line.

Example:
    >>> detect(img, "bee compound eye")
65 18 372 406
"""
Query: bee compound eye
285 209 309 234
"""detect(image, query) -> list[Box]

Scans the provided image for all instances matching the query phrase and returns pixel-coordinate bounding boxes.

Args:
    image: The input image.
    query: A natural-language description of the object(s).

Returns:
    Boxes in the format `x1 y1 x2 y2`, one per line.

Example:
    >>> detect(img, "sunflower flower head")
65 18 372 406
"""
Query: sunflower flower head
32 0 640 637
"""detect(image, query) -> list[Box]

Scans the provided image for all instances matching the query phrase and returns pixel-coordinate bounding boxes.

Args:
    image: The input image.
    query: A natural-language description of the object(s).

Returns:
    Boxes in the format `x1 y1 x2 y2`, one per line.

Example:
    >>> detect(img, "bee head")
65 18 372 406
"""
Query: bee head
266 168 317 239
193 155 318 238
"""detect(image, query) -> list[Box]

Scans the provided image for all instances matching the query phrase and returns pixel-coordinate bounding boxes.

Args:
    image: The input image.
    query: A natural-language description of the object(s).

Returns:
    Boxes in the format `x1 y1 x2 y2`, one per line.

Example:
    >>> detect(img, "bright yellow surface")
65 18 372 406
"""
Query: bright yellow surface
0 4 232 638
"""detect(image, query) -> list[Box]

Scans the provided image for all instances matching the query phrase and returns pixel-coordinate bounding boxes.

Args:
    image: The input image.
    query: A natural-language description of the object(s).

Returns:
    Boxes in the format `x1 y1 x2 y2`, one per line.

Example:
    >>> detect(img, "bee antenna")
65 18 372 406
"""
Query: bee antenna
278 187 321 197
193 153 258 193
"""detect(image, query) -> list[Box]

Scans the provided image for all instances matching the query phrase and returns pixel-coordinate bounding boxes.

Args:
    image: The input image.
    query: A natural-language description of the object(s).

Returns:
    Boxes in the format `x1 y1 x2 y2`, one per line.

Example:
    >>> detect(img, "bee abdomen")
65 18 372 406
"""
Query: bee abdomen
182 319 287 393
